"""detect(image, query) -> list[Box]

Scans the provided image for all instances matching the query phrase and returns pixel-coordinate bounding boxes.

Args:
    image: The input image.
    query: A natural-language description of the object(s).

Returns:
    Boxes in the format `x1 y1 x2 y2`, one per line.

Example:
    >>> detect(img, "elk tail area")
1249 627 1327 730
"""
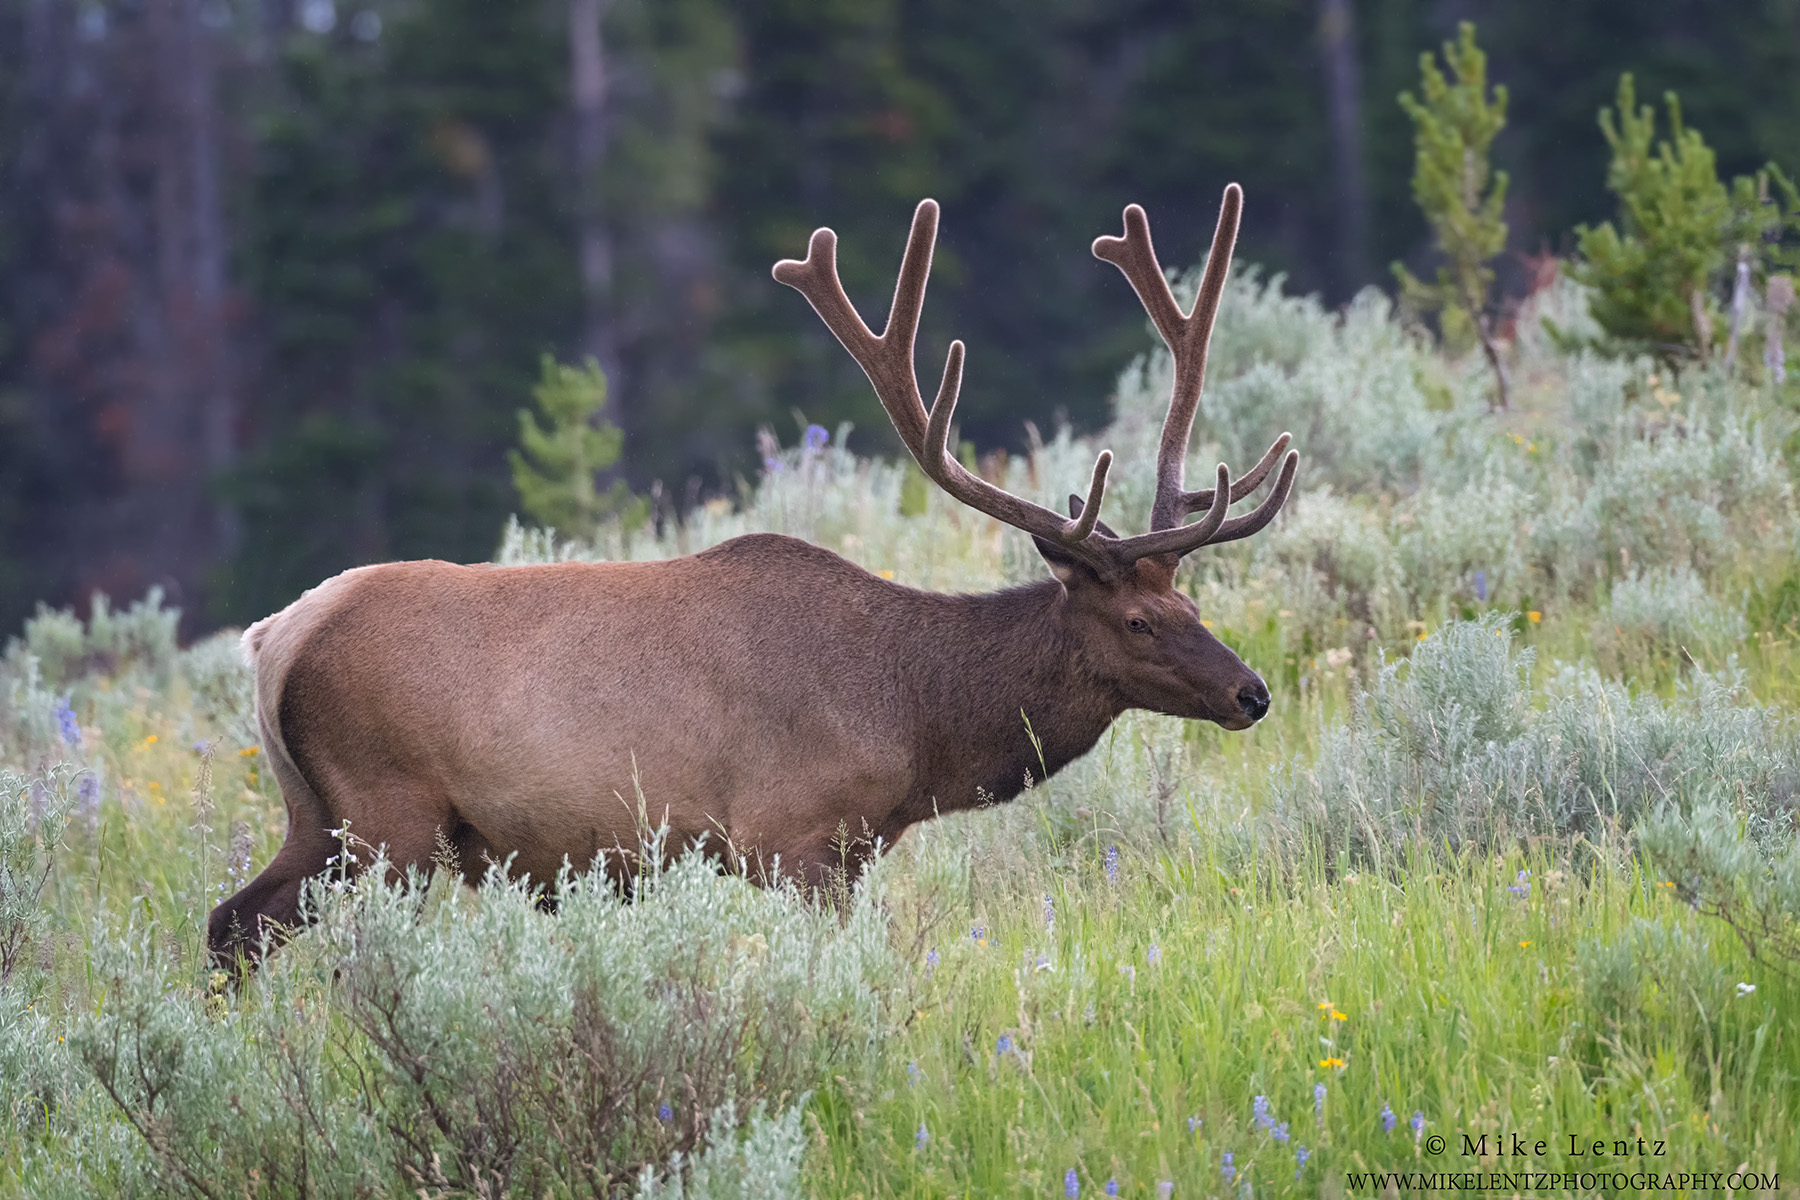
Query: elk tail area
240 596 341 854
210 588 355 963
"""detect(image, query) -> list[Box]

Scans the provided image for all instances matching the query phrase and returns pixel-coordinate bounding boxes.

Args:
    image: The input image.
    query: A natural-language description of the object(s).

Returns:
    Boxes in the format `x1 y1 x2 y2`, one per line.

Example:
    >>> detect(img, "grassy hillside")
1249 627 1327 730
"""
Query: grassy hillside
2 270 1797 1197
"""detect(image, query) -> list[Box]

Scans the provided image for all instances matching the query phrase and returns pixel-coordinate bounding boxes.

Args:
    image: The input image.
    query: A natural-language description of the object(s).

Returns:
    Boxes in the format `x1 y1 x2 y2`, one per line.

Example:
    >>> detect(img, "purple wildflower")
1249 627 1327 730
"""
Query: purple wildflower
1412 1111 1425 1141
1044 894 1055 931
1105 1180 1119 1197
1157 1184 1173 1199
1381 1102 1397 1133
1253 1095 1273 1129
1473 569 1488 602
658 1103 673 1122
1314 1082 1327 1114
996 1035 1013 1054
1104 844 1119 884
1065 1168 1079 1198
1147 943 1161 966
1221 1151 1235 1184
1296 1145 1310 1180
1273 1121 1290 1144
76 773 100 811
907 1061 921 1086
55 697 78 746
925 947 939 975
916 1121 928 1150
804 424 830 452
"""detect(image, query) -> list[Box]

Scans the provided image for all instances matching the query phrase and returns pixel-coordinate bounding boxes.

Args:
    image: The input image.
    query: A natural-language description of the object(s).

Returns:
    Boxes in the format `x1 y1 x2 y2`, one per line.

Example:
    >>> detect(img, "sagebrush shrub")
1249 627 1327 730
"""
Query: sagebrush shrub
1263 618 1799 871
176 631 259 752
10 589 180 692
1575 916 1730 1074
15 844 901 1198
1593 565 1747 670
1639 800 1800 970
0 766 70 989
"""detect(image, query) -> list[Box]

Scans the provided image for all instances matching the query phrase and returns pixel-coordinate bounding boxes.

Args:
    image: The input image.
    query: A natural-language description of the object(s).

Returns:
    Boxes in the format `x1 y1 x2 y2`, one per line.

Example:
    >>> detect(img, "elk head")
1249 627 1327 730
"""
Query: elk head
774 184 1297 731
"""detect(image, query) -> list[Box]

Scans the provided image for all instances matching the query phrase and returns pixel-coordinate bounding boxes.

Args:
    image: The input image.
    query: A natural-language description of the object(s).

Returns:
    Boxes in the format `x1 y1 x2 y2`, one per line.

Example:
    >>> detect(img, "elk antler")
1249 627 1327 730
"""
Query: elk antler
772 189 1297 579
1091 186 1299 550
772 201 1116 574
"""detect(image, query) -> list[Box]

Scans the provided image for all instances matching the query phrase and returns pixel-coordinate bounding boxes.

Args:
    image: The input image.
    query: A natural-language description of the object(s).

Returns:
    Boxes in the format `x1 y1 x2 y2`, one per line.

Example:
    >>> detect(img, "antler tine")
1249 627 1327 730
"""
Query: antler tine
1107 447 1298 564
772 204 934 450
1176 432 1292 514
1202 448 1299 546
1093 185 1243 532
775 199 1120 573
919 340 1116 546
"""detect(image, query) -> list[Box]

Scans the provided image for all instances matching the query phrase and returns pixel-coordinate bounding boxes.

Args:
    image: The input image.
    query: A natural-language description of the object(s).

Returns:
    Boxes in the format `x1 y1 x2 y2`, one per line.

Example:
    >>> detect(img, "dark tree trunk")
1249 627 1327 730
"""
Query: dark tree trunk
569 0 620 425
179 0 237 558
1319 0 1369 293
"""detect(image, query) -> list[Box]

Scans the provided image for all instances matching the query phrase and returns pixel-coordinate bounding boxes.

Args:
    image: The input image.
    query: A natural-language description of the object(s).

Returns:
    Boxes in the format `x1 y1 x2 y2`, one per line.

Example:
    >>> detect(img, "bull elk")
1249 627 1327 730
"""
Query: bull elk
208 184 1297 965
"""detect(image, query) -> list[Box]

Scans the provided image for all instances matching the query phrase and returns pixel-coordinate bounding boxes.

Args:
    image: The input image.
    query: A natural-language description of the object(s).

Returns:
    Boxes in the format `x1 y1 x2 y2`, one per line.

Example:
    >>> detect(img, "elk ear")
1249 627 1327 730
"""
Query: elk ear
1066 493 1120 539
1033 535 1104 586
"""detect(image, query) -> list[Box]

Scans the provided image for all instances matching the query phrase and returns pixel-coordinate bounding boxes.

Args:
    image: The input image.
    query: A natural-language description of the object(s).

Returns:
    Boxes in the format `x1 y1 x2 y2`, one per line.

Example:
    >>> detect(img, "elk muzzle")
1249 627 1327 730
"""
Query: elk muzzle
1236 677 1271 723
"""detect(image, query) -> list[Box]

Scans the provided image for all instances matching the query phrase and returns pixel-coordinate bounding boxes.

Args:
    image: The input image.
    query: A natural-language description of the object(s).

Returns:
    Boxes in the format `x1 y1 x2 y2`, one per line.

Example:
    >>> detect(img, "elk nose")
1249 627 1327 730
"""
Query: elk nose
1237 682 1270 723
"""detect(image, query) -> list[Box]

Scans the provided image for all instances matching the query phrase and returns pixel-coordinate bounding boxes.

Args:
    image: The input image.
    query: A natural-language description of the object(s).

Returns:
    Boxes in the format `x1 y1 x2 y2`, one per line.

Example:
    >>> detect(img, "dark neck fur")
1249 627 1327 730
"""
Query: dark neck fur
895 579 1122 825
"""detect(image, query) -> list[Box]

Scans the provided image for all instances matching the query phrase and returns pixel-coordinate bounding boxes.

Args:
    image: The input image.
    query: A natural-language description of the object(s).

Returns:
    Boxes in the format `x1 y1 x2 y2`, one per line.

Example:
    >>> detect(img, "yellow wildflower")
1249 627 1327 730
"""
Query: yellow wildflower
1527 611 1542 623
1320 1056 1346 1069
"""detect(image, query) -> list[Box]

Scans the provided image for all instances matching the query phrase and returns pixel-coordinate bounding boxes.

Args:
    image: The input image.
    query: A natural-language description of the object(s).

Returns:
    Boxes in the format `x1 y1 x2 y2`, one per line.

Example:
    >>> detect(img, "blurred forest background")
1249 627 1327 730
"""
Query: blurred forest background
3 0 1800 636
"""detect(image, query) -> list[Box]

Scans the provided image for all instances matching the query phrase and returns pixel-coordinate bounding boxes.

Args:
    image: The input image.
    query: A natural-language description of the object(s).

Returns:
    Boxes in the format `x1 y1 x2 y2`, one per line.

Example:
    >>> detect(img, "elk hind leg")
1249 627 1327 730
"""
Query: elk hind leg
207 821 336 968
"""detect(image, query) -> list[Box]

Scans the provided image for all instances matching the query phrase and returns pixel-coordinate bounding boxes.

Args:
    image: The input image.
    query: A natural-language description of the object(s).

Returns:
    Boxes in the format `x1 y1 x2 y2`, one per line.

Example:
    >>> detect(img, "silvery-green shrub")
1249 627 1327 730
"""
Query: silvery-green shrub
1265 618 1799 870
632 1101 807 1200
0 766 70 989
1575 916 1730 1072
1594 566 1748 669
176 632 259 752
1639 801 1800 970
30 843 899 1198
10 589 180 692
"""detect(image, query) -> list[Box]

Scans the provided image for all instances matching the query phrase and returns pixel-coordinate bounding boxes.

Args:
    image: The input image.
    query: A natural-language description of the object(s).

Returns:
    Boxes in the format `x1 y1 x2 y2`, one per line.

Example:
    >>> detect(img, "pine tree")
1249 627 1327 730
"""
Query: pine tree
1571 74 1799 365
1393 22 1511 409
1571 76 1730 359
509 356 646 540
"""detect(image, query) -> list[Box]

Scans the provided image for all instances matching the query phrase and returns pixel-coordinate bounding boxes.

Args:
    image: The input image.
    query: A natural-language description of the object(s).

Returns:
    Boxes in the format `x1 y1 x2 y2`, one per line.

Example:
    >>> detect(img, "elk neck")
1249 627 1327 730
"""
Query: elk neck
896 577 1122 823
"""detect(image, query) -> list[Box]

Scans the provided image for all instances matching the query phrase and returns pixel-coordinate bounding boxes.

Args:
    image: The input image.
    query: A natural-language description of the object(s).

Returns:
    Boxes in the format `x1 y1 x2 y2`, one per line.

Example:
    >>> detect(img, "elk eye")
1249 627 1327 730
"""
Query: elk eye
1127 617 1152 635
